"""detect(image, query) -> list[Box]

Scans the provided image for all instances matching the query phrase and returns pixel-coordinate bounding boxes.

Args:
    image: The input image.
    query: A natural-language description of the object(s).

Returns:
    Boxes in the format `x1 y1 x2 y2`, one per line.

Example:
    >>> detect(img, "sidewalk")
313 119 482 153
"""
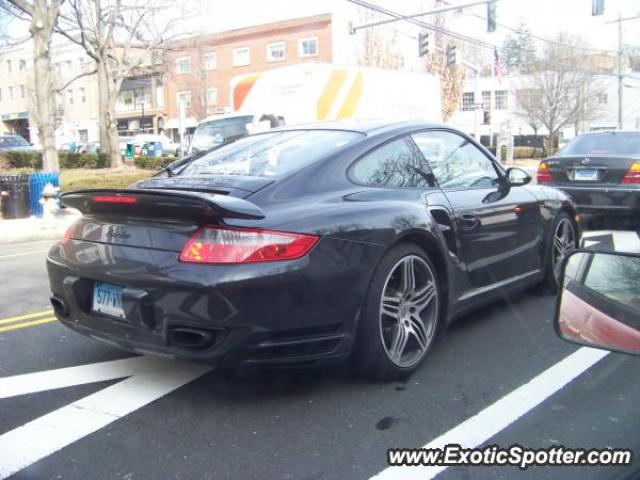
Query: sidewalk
0 209 81 245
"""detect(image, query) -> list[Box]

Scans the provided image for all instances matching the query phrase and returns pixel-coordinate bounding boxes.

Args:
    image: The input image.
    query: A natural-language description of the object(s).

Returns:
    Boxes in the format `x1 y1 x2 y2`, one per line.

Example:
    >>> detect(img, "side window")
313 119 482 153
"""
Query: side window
350 137 434 188
412 131 499 189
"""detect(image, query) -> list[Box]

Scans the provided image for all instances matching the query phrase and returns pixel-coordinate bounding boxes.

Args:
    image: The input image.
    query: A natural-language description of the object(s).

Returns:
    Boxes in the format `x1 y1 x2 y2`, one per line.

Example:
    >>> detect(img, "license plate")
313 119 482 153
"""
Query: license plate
573 168 598 181
92 282 125 319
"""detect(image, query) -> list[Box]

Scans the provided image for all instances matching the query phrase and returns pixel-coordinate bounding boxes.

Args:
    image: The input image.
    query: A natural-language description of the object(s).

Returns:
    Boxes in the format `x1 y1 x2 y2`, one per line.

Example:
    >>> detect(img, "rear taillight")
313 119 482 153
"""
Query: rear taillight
537 161 552 183
179 226 319 264
92 195 138 204
621 162 640 184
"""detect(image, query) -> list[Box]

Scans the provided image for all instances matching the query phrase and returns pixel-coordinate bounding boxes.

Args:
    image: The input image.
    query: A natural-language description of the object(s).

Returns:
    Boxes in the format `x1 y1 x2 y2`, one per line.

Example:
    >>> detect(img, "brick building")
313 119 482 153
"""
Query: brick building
162 14 333 137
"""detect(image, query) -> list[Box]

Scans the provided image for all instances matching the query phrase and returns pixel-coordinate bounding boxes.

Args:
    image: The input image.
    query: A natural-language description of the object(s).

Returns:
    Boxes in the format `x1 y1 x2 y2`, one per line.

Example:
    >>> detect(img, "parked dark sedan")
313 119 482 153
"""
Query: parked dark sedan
47 121 580 380
0 134 33 151
537 130 640 226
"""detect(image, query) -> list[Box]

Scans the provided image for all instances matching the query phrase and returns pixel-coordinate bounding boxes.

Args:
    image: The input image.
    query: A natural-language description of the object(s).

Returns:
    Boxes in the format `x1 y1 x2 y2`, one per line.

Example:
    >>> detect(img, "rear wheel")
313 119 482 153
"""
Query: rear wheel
354 244 440 381
543 213 577 293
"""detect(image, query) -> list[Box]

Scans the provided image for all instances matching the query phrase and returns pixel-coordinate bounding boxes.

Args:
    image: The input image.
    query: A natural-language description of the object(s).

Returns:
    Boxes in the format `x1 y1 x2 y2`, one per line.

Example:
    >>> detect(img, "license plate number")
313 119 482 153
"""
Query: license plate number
92 282 125 319
573 168 598 181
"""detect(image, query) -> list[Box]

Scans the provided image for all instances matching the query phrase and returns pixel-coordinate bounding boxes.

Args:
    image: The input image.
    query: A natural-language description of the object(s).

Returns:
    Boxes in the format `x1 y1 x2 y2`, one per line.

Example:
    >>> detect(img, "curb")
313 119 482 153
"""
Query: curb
0 212 81 245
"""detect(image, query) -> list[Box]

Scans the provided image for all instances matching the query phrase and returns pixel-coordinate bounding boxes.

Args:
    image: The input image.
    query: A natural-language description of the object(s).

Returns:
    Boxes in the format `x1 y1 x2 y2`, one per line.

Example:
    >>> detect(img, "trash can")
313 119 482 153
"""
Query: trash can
152 141 163 157
29 172 60 217
125 142 134 158
0 175 31 219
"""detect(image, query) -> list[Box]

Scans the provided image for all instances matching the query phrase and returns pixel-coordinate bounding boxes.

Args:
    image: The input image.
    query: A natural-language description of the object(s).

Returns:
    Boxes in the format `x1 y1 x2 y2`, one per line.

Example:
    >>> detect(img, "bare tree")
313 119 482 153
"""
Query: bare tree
517 34 607 152
422 3 464 122
56 0 184 167
357 8 404 69
0 0 64 171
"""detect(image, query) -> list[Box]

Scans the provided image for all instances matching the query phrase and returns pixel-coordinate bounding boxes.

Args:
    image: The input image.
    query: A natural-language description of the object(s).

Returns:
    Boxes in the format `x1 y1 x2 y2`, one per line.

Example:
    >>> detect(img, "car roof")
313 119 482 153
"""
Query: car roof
273 119 448 136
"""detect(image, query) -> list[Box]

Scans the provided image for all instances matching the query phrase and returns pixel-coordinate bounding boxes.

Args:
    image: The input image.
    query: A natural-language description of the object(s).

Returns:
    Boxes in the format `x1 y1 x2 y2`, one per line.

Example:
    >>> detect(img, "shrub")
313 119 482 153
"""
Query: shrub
59 152 110 169
0 151 43 169
134 156 173 170
513 146 544 159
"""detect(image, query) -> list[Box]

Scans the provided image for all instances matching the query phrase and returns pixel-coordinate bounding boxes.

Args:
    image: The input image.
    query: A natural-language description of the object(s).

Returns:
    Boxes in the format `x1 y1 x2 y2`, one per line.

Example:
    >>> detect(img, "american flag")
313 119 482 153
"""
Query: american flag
494 47 504 83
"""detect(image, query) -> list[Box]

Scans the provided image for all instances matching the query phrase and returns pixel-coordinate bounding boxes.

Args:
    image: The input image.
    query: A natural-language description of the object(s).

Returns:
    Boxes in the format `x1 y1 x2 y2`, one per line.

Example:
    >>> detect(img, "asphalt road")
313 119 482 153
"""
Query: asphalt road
1 233 639 480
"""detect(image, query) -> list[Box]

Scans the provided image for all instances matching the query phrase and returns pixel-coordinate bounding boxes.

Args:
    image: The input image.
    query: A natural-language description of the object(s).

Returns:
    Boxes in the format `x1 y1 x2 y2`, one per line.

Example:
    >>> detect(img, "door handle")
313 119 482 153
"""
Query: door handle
459 212 480 229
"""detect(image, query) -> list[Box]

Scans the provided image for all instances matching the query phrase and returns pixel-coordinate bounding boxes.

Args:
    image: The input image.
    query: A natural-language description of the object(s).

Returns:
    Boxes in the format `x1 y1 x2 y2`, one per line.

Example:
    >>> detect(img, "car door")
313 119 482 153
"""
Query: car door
411 130 542 291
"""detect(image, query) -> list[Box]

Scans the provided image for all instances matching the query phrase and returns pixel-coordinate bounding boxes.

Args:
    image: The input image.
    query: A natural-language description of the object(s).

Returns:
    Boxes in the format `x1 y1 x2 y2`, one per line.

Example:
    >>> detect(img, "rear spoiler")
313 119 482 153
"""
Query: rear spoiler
61 189 265 221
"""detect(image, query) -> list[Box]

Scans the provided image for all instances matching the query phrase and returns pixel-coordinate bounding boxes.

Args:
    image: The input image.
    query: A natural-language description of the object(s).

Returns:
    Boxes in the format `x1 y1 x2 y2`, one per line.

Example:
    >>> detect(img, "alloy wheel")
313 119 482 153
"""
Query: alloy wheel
552 218 576 281
379 255 438 368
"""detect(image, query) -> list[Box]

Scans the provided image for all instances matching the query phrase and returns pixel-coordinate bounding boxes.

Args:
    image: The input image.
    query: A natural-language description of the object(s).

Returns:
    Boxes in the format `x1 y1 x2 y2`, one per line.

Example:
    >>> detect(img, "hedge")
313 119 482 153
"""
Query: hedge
134 156 174 170
0 150 170 170
482 146 544 159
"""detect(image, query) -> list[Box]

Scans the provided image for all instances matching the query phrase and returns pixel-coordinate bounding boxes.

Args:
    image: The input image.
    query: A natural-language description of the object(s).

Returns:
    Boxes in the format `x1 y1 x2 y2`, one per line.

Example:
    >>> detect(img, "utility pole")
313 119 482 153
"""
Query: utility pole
606 14 640 130
617 13 623 129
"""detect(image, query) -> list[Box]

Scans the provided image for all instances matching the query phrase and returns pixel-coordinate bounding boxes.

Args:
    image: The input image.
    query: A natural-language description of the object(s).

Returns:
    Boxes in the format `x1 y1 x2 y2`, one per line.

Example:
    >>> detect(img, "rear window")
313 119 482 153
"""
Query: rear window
181 130 363 177
190 116 255 153
562 133 640 155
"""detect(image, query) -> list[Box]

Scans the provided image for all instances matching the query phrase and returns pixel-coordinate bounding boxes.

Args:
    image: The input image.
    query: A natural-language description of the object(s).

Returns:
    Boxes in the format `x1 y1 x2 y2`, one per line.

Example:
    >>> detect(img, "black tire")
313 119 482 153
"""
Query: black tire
353 243 441 382
542 212 577 293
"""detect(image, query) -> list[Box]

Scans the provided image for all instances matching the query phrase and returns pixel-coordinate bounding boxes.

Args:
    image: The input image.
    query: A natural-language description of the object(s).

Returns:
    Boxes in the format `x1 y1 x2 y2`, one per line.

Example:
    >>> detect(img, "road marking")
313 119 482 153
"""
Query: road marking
370 347 609 480
0 357 212 479
0 249 50 259
0 309 53 326
0 317 56 333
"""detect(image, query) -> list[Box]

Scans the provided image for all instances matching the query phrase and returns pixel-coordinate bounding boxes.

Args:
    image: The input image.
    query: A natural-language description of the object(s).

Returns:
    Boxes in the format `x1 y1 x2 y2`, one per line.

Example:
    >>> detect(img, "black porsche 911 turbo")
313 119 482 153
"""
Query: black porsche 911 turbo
47 121 580 380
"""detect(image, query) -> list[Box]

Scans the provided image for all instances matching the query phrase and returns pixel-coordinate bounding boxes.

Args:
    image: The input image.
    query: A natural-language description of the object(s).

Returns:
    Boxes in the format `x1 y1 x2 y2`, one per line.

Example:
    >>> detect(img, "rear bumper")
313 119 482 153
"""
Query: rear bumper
46 237 382 367
551 185 640 219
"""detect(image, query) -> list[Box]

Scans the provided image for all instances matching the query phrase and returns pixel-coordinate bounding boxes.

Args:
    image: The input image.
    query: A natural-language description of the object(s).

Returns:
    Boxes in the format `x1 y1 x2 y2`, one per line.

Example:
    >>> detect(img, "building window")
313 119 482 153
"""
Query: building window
20 85 25 99
461 92 475 111
494 90 508 110
68 89 74 105
481 91 491 110
206 87 218 105
232 47 250 67
19 59 26 71
175 57 192 74
204 52 217 70
8 86 13 99
177 91 192 108
80 87 86 103
78 129 88 143
598 93 608 104
6 60 11 74
267 41 286 62
299 37 318 57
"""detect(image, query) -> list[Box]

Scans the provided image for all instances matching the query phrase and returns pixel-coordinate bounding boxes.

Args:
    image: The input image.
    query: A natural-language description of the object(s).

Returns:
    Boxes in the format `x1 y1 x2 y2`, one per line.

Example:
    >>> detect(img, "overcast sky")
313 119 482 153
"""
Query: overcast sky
2 0 639 53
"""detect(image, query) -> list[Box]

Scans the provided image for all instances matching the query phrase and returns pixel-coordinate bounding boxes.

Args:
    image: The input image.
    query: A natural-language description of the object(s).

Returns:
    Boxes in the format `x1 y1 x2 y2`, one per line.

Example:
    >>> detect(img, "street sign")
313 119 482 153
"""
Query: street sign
418 32 430 57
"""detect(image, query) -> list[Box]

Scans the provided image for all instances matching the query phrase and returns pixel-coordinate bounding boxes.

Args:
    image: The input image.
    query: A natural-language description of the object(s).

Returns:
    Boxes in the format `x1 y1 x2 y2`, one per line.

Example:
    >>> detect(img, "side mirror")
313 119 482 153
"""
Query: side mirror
506 167 532 187
555 251 640 356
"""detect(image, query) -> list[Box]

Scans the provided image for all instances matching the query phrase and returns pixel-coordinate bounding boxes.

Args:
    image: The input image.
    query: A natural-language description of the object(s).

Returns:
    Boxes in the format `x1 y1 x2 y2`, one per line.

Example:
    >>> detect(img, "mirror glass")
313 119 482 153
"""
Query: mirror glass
507 167 531 186
556 251 640 355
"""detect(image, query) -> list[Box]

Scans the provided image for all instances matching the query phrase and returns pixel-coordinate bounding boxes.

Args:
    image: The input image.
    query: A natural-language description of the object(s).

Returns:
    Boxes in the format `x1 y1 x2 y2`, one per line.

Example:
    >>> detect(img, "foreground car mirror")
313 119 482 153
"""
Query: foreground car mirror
555 251 640 356
506 167 532 186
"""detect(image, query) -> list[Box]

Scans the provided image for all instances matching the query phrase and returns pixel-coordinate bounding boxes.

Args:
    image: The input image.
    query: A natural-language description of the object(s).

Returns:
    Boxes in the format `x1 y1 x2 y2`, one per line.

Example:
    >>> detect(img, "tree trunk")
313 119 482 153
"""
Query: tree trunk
97 60 121 168
31 2 59 171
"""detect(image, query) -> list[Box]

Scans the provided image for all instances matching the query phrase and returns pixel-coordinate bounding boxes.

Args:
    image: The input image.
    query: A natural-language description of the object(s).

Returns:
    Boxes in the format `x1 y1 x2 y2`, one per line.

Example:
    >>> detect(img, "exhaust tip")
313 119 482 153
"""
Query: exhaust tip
168 326 216 349
50 296 68 317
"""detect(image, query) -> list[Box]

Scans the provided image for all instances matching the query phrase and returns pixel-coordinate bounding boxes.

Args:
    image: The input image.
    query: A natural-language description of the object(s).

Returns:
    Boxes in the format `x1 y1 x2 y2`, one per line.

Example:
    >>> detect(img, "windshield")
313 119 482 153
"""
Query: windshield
561 133 640 155
182 130 362 177
0 136 29 147
189 115 255 153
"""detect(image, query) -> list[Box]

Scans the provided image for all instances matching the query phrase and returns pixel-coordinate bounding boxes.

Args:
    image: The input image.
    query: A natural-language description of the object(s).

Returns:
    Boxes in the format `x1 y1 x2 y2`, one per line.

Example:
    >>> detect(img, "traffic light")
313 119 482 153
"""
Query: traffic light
446 45 457 67
487 1 496 32
418 32 430 57
483 110 491 125
592 0 604 15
